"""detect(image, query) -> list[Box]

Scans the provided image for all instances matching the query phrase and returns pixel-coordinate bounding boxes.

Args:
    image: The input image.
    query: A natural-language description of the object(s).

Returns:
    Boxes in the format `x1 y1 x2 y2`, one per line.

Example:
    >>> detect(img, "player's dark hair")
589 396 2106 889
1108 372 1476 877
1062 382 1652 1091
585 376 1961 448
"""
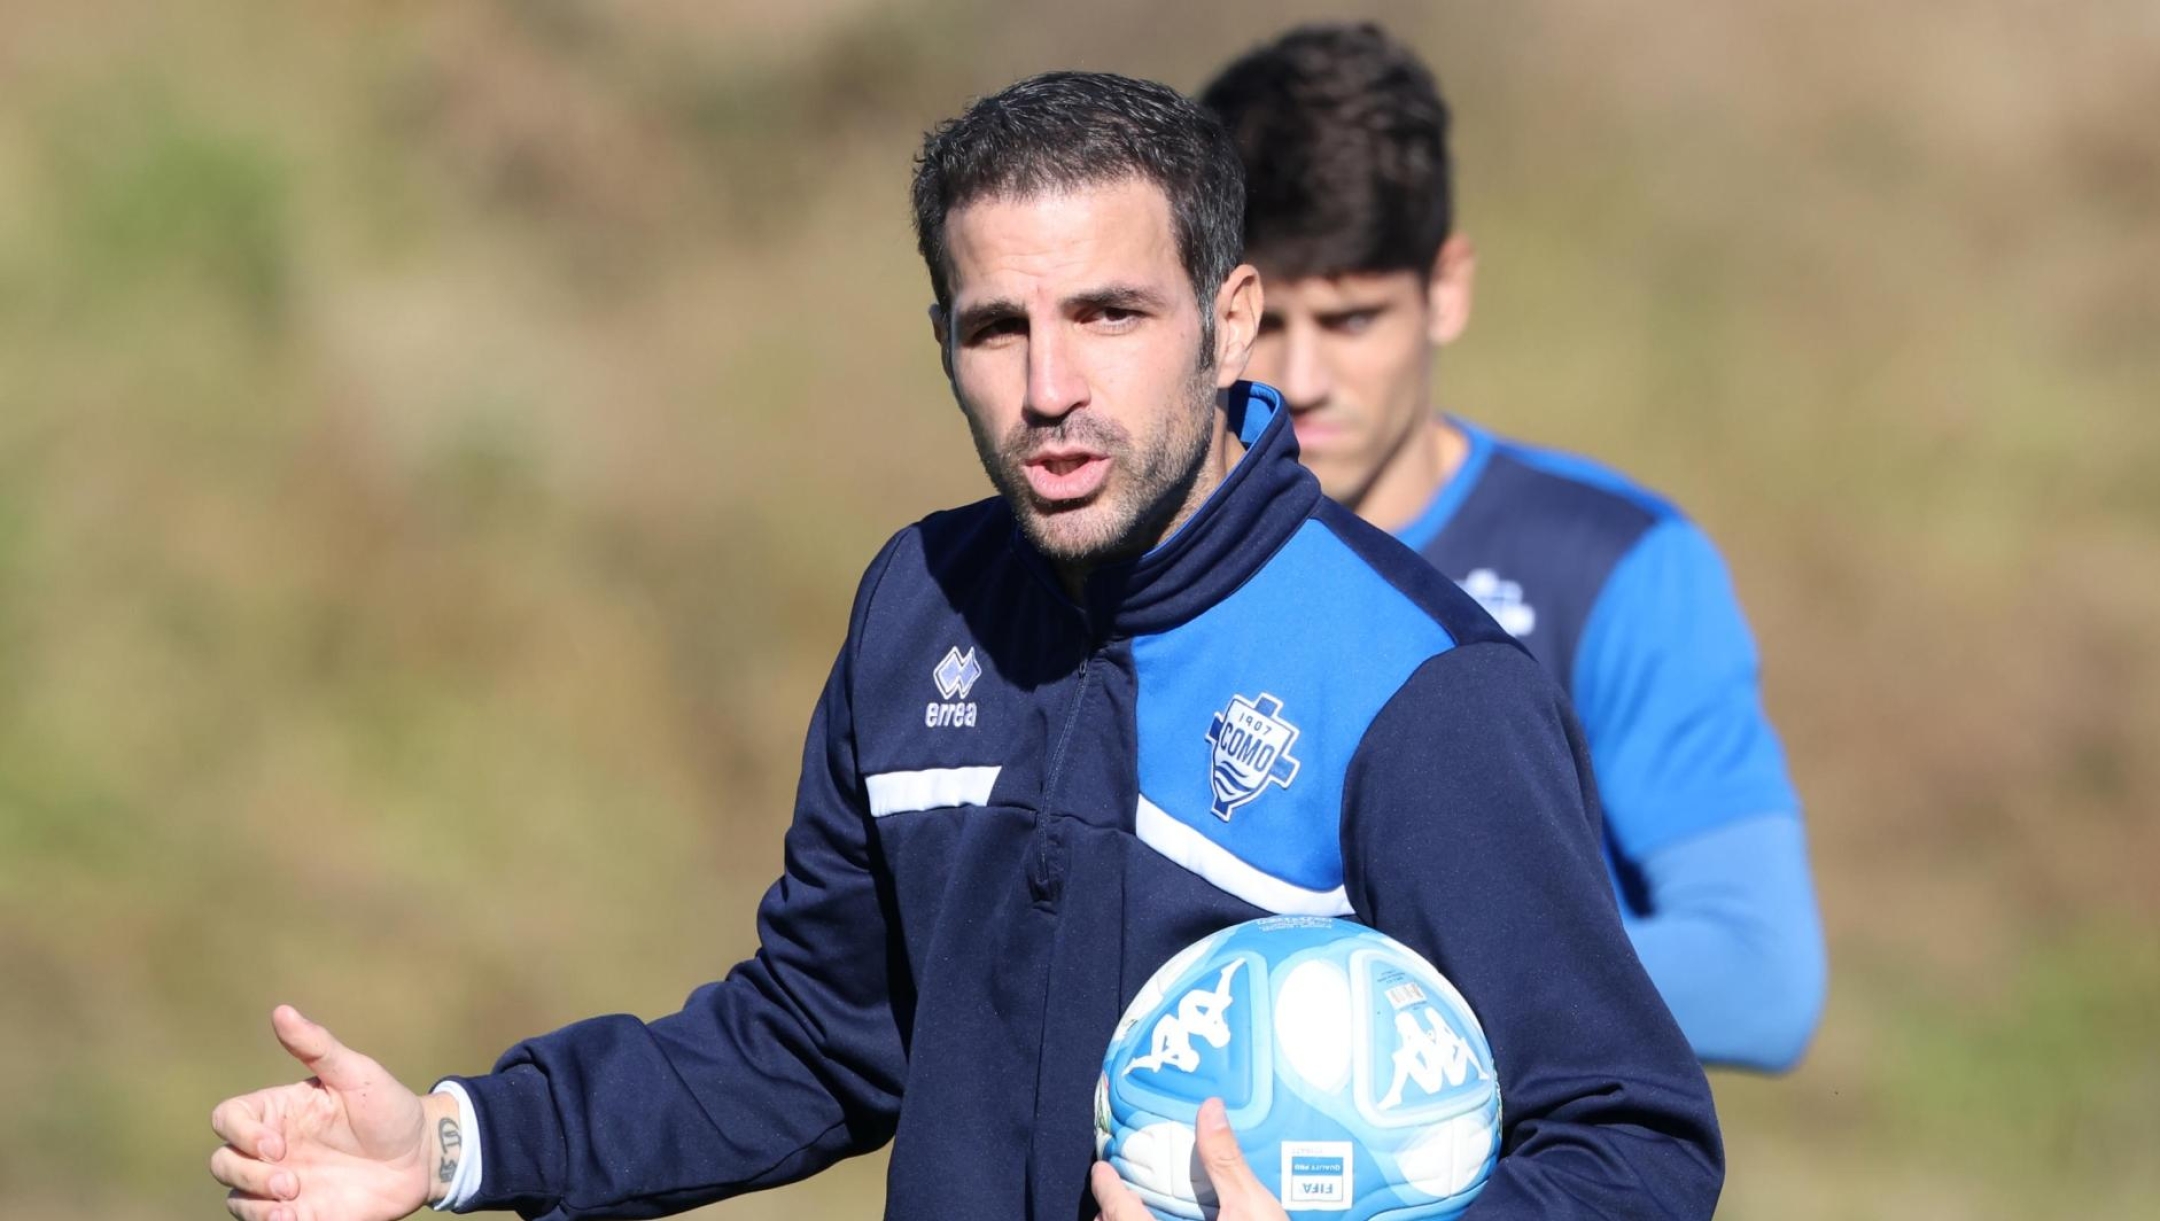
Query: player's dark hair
1200 22 1454 279
911 71 1246 328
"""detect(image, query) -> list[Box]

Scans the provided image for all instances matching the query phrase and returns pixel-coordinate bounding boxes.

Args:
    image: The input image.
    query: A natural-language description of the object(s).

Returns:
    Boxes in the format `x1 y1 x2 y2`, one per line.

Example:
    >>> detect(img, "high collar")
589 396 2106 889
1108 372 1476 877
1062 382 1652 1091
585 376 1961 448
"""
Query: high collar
1012 381 1322 639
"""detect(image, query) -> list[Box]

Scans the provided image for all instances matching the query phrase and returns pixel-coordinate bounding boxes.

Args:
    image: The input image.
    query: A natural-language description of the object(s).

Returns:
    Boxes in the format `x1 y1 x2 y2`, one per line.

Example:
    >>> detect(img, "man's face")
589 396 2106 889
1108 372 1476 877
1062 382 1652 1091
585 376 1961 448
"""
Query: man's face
935 180 1249 570
1242 262 1458 509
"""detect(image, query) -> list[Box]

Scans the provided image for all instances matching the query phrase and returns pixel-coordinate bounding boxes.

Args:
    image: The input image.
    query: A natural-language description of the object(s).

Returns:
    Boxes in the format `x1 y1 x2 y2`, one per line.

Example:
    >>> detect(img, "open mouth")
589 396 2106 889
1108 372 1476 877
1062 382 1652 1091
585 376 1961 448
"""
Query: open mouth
1022 451 1111 503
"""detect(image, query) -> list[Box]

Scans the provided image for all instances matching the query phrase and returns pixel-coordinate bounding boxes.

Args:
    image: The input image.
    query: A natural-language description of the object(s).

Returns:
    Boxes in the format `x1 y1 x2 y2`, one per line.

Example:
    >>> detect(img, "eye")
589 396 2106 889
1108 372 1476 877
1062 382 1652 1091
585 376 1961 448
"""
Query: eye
1324 309 1382 335
968 317 1026 345
1256 314 1285 336
1088 306 1143 331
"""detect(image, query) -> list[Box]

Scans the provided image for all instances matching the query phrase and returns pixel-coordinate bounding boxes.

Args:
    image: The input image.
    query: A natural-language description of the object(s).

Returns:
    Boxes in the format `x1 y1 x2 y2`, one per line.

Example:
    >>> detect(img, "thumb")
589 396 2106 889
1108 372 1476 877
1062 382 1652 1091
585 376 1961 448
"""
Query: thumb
272 1005 372 1091
1193 1097 1267 1206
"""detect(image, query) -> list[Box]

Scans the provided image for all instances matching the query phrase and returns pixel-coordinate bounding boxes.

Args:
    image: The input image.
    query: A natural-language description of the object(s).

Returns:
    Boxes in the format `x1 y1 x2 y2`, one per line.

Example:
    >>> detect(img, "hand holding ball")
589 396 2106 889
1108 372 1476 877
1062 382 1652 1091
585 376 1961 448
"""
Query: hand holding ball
1096 917 1501 1220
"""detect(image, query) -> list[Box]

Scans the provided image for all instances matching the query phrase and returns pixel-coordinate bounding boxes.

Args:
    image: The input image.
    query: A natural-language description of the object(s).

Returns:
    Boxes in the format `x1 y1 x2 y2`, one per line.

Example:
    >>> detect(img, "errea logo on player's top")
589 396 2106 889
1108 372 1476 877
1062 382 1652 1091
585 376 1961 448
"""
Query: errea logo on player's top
1458 568 1536 638
933 646 982 700
1205 693 1301 820
926 646 982 729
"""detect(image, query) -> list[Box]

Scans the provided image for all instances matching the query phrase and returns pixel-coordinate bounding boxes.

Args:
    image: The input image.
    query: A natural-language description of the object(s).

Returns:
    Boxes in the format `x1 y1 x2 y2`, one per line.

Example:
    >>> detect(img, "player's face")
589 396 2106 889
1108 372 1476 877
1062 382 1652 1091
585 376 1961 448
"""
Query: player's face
1242 244 1471 512
935 180 1258 572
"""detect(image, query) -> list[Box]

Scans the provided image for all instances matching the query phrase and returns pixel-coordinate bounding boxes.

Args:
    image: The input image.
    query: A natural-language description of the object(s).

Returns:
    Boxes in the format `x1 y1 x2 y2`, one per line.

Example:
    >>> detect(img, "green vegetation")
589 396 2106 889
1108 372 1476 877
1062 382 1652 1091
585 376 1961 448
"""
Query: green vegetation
0 3 2154 1218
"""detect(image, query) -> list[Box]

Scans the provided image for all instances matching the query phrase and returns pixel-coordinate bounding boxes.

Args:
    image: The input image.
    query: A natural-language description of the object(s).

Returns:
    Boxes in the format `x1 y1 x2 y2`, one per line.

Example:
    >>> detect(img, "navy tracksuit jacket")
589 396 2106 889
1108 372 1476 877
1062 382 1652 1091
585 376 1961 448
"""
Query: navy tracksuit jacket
449 383 1722 1219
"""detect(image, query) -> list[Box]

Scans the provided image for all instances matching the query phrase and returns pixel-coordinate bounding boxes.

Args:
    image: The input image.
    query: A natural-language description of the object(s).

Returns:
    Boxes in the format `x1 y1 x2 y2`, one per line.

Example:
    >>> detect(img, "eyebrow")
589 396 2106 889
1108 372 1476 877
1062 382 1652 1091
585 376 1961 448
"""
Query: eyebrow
1259 298 1389 321
1066 283 1173 315
952 283 1174 337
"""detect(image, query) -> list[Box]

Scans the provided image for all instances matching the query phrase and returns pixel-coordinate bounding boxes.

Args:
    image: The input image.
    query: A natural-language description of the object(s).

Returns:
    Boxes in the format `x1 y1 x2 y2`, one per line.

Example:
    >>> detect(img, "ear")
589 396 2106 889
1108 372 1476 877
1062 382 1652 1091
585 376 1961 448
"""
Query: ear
1211 264 1264 388
928 302 954 381
1426 234 1476 347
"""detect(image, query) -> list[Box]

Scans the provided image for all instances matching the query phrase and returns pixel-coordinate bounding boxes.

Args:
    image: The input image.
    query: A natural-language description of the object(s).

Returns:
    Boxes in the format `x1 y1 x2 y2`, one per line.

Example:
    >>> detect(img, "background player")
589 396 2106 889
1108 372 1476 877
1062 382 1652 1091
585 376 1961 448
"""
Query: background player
1202 22 1827 1072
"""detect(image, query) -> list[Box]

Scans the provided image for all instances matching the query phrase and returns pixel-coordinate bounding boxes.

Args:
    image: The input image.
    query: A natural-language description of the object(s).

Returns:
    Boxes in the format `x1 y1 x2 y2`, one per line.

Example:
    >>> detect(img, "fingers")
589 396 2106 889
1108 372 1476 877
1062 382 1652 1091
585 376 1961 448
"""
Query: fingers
1089 1161 1150 1221
209 1144 298 1201
210 1095 286 1163
225 1188 296 1221
272 1004 369 1092
1191 1098 1272 1213
1096 1100 1283 1221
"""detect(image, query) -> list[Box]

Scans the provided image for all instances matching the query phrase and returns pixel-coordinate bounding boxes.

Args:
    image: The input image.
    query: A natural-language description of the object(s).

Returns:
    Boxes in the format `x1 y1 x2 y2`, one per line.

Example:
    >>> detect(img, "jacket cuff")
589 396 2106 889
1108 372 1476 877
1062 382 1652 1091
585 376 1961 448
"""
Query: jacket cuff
437 1064 564 1215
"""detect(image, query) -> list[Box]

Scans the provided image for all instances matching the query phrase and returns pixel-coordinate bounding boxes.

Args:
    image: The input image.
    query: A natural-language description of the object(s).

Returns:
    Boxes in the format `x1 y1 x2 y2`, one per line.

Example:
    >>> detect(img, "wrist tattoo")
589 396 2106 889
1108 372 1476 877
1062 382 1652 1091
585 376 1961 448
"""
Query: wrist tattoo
437 1116 463 1185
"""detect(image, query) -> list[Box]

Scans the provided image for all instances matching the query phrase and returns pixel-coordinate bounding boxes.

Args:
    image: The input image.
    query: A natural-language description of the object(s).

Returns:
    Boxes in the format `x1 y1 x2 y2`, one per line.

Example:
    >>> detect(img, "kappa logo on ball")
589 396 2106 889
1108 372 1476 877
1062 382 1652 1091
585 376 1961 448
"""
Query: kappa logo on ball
1124 961 1242 1077
1204 692 1302 820
1378 1008 1491 1110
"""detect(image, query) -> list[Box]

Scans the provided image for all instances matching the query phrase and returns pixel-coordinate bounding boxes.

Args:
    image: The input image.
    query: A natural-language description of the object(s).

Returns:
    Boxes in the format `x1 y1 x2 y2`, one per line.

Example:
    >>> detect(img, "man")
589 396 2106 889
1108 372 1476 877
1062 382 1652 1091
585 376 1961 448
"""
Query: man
208 72 1721 1221
1201 23 1827 1072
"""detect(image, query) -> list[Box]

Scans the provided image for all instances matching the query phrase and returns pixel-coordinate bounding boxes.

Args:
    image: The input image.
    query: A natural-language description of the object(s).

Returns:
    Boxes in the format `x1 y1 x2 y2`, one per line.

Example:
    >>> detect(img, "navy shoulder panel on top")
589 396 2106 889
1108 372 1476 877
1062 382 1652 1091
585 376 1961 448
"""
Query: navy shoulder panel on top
1490 435 1680 520
885 496 1022 600
1419 437 1674 696
851 496 1022 672
845 496 1082 798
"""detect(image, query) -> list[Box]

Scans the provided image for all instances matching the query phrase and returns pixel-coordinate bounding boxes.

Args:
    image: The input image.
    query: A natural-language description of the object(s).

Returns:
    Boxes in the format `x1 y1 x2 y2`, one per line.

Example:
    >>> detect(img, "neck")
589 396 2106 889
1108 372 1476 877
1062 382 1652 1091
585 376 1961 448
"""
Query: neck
1350 414 1467 533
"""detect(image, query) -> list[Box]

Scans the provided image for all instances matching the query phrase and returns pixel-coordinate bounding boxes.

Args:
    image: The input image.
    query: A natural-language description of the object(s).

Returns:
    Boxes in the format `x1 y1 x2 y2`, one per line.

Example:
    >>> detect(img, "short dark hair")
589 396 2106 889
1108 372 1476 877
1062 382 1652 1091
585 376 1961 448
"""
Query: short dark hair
1200 22 1453 279
911 71 1246 321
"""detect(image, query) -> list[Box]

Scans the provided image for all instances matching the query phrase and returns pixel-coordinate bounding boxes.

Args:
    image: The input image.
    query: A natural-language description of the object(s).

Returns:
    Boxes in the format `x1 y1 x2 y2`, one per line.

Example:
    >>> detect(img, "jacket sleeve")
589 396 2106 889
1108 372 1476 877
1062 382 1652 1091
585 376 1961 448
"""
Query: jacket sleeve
445 541 911 1220
1341 640 1724 1220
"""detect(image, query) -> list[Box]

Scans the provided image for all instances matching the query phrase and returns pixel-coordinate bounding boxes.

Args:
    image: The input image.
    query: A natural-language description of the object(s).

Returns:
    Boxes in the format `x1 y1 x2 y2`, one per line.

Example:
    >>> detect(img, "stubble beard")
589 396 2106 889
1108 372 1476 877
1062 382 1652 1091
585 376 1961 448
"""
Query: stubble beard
967 358 1221 574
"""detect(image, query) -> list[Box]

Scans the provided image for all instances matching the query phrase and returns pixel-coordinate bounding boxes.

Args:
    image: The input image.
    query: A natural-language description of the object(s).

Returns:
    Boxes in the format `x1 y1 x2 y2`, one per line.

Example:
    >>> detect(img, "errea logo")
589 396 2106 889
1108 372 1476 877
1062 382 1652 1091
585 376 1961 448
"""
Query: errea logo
1458 568 1536 638
1205 693 1301 820
926 646 983 729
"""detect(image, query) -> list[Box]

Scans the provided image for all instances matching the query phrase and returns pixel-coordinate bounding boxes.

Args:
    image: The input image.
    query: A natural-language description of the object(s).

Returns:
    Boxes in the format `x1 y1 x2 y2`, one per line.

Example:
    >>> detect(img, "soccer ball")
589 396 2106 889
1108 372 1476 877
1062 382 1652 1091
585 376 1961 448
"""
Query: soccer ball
1096 916 1500 1220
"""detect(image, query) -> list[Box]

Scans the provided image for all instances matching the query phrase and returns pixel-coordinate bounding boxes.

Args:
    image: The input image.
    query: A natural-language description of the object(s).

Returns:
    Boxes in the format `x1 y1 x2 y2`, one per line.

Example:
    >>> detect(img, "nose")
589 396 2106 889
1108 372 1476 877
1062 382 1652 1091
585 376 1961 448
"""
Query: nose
1276 324 1332 412
1023 326 1089 423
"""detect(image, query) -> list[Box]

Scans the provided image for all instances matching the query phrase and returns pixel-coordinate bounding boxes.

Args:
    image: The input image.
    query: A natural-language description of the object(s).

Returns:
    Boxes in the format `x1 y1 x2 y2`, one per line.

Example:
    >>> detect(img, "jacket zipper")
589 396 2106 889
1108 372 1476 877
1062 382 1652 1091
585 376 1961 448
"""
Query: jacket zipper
1035 608 1100 901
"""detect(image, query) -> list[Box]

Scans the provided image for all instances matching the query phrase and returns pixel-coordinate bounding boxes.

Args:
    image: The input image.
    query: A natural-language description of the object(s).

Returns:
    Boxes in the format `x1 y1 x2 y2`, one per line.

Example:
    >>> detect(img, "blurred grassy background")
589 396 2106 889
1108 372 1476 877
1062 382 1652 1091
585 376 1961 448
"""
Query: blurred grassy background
1 1 2156 1217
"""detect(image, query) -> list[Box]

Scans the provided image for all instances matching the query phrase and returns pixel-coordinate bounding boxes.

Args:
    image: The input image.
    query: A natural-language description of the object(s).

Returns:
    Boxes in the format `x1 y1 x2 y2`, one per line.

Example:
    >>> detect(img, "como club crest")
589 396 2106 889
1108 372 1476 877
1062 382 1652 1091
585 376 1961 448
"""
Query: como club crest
1204 693 1302 820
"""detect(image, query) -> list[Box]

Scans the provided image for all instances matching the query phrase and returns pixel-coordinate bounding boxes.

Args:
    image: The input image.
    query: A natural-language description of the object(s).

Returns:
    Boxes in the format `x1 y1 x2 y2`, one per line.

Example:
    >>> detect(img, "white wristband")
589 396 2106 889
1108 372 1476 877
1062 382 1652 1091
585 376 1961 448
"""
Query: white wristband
428 1082 484 1212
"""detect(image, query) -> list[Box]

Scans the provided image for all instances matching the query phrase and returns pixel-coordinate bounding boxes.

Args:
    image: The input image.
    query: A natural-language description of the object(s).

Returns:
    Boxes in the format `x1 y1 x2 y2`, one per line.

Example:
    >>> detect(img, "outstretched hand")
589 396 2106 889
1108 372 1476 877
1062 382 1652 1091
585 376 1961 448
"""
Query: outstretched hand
1091 1097 1289 1221
208 1006 450 1221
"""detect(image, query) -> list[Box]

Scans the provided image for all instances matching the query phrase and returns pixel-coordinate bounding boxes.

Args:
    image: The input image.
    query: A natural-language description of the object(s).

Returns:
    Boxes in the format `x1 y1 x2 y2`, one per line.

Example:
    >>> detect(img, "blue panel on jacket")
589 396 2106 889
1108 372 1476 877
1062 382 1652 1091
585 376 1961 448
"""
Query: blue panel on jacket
1131 520 1457 909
